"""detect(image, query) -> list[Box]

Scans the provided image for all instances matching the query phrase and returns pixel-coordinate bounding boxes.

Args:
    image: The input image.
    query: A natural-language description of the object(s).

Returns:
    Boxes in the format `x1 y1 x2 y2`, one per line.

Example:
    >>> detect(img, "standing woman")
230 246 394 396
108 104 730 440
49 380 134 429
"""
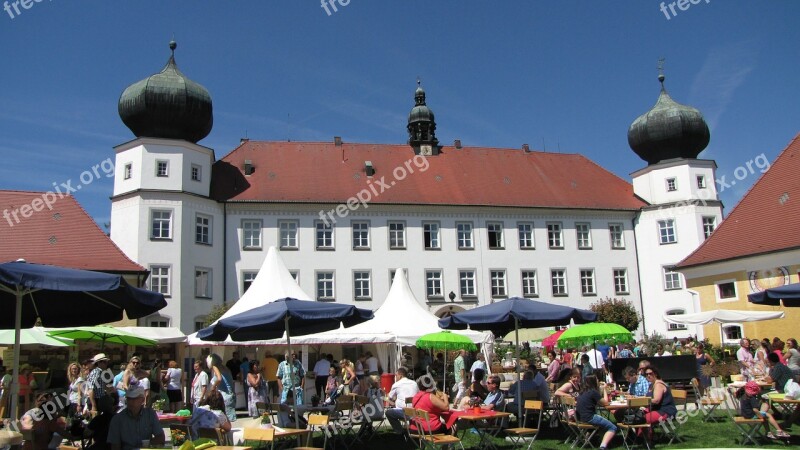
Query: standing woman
246 361 266 418
340 359 357 394
695 343 715 396
206 353 236 422
546 351 561 383
66 363 84 418
164 360 184 413
123 356 151 405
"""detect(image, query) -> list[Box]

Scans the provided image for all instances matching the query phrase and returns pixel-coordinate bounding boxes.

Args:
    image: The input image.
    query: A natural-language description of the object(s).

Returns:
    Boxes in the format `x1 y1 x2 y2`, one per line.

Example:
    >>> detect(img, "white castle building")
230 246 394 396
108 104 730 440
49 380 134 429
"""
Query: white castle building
109 43 722 339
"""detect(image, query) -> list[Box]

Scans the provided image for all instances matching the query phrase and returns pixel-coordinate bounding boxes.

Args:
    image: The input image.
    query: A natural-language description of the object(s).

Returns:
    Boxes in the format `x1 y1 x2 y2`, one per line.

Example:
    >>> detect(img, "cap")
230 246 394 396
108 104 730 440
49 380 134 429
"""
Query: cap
91 353 110 363
744 381 760 397
126 386 145 399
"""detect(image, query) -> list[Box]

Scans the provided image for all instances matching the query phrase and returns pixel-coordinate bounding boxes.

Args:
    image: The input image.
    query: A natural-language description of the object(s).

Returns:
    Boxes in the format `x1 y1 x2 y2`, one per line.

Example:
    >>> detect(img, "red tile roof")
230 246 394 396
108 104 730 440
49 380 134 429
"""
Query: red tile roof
0 190 146 273
211 142 647 210
679 133 800 268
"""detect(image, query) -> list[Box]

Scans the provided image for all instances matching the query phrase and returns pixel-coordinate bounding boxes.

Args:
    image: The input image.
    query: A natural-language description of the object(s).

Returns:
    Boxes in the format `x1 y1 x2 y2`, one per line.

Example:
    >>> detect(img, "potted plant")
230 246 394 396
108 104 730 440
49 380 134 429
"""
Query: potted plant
467 396 482 414
152 398 166 414
260 412 272 428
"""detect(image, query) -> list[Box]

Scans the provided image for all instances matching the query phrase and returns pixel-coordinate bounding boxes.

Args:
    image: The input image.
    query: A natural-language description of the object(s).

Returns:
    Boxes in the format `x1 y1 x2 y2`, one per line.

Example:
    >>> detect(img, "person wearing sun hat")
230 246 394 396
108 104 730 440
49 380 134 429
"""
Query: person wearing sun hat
85 353 112 416
107 385 165 450
739 380 789 439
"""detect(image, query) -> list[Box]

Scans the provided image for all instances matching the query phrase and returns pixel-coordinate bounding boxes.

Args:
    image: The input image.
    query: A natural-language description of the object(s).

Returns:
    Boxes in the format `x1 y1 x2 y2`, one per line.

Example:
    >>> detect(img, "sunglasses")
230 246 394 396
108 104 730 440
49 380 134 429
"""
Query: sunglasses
645 372 655 376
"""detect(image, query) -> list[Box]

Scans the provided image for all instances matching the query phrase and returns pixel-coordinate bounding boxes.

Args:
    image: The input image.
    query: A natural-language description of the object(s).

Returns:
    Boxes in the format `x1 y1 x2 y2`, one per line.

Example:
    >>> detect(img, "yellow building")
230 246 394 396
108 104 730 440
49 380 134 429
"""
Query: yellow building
677 134 800 346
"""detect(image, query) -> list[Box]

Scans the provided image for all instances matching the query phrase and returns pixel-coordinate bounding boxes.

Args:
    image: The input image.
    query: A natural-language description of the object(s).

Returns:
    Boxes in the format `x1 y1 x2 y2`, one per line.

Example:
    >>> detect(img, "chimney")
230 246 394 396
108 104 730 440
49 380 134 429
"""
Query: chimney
364 161 375 177
522 144 531 153
454 139 462 149
334 136 343 146
243 160 254 175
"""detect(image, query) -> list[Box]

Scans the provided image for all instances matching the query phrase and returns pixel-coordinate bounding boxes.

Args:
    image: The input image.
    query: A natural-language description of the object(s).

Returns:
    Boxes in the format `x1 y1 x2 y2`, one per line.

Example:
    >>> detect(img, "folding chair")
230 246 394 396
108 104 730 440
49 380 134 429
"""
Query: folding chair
671 388 688 412
556 396 581 447
559 396 598 449
403 407 425 450
723 404 765 445
243 427 276 450
616 397 652 450
503 400 542 450
256 401 269 416
691 378 723 422
330 399 357 449
413 408 464 450
292 414 329 450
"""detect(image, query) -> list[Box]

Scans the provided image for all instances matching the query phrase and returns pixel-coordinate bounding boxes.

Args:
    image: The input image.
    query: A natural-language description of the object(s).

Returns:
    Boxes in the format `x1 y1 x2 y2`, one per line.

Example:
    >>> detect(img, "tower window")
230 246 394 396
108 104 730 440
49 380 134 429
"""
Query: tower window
666 177 677 192
124 163 132 180
191 164 201 182
696 175 706 189
702 216 716 239
657 219 677 244
156 160 169 177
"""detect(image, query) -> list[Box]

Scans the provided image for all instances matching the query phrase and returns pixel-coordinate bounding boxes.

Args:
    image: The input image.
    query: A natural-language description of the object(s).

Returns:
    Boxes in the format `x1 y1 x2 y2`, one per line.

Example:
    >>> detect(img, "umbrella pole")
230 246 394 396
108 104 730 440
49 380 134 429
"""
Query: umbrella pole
10 290 22 420
285 316 301 430
515 317 522 425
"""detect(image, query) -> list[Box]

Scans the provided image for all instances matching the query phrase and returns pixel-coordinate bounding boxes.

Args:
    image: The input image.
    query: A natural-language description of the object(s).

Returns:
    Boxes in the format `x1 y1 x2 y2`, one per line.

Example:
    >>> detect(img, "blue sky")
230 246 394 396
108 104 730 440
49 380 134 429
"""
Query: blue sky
1 1 798 227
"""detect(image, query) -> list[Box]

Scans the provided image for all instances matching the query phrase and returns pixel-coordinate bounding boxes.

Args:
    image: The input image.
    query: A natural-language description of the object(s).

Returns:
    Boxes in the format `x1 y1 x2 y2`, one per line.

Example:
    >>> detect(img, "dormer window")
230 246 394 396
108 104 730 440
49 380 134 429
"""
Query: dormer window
156 160 169 177
666 177 677 192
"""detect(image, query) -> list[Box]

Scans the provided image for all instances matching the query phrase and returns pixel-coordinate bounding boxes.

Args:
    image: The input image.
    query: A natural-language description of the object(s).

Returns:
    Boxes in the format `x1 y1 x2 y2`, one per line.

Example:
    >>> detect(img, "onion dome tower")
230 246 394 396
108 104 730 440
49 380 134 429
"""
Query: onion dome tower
407 80 440 155
628 73 709 165
118 41 213 143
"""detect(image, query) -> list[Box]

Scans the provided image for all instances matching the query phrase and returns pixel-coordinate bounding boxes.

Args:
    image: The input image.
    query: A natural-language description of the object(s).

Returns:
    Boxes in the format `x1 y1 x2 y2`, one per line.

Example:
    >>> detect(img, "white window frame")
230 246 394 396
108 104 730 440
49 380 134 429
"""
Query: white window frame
487 222 504 249
194 267 212 299
352 221 370 250
149 318 170 328
315 221 334 250
609 223 625 249
666 309 687 330
195 214 211 245
459 269 477 298
156 160 169 177
666 177 677 192
580 268 596 296
150 209 172 240
547 222 563 249
521 270 538 297
423 222 441 250
457 222 474 250
702 216 716 239
425 270 444 299
715 279 738 303
123 163 132 180
658 219 677 244
517 222 534 249
613 268 629 295
490 270 507 298
191 164 201 182
316 271 335 301
722 324 744 344
242 271 258 294
576 222 592 249
279 220 299 250
149 265 171 296
663 267 682 290
353 270 371 300
388 221 406 249
551 269 567 296
242 219 262 250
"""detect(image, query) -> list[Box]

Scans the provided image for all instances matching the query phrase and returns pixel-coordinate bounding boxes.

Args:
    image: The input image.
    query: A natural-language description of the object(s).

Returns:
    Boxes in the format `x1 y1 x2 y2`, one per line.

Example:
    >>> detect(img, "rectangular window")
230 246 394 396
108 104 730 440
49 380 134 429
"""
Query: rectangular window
490 270 507 298
521 270 538 297
609 223 625 249
195 214 211 245
353 271 371 300
457 222 474 249
702 216 716 239
191 164 201 182
242 219 262 249
315 221 334 250
666 177 677 192
487 222 504 249
614 268 629 295
580 269 596 296
388 221 406 249
666 310 688 330
279 220 299 249
242 271 257 293
696 175 706 189
551 269 567 296
352 221 370 250
150 265 170 296
426 270 443 299
717 281 737 300
150 320 169 328
151 210 172 240
576 223 592 249
316 272 335 301
547 222 563 249
423 222 441 250
156 160 169 177
124 163 132 180
658 219 677 244
663 267 682 290
195 268 211 298
517 222 534 249
459 270 476 297
194 321 206 332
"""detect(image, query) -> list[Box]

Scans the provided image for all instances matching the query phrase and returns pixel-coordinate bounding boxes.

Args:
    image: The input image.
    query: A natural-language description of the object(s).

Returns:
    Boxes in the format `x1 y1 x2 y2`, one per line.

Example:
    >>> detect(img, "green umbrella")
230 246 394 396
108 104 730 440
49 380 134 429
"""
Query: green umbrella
502 327 553 343
416 331 477 392
47 325 157 349
556 322 632 349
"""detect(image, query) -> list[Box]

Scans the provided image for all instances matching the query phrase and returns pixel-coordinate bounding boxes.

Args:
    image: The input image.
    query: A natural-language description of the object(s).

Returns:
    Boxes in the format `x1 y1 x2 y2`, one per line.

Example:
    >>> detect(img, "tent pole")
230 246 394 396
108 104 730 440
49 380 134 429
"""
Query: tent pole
10 290 22 420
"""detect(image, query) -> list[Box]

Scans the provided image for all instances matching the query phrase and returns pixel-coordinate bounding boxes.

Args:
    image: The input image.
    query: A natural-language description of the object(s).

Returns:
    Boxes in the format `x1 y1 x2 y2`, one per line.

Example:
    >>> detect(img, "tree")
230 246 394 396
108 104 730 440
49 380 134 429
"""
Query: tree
590 297 641 332
203 302 232 327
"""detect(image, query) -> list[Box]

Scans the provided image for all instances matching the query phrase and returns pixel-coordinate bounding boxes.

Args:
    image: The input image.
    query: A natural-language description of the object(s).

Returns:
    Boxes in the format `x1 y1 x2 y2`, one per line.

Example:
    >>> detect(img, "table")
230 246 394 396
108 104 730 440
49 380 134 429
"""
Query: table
447 409 511 450
156 413 191 424
767 394 800 417
145 447 252 450
232 426 311 448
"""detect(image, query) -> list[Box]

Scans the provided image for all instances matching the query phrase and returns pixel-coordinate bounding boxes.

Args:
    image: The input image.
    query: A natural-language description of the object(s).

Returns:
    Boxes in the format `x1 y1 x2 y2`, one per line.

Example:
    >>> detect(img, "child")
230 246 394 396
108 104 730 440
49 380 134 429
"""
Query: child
576 375 616 450
739 381 789 439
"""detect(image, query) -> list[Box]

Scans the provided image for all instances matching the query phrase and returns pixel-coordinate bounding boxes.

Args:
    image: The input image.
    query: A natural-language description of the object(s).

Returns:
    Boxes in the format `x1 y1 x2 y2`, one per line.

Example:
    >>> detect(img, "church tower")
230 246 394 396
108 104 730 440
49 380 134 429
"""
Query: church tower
407 80 440 156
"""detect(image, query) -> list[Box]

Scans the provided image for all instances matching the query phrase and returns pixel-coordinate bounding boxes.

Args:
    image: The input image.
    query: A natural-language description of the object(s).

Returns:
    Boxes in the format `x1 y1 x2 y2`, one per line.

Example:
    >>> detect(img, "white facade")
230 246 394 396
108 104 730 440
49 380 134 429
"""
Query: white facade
632 159 724 339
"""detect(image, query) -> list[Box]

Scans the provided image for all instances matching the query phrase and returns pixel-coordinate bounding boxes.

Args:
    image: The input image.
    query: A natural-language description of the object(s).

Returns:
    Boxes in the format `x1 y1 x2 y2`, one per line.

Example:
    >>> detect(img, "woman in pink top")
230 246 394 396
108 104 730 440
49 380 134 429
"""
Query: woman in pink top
410 377 450 434
546 351 561 383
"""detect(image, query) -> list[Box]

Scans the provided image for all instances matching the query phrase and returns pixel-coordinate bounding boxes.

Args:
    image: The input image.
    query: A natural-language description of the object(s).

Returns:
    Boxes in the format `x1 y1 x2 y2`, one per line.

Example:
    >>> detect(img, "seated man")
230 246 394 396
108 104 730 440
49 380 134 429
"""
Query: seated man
386 368 421 436
505 370 536 413
20 392 67 450
107 386 165 450
481 375 505 410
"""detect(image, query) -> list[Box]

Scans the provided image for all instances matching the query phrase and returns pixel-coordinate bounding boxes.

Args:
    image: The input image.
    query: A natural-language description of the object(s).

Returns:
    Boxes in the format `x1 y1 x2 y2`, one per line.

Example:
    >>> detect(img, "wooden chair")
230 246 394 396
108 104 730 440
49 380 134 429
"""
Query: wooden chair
256 401 269 416
291 414 329 450
671 388 688 412
331 399 356 448
555 396 580 447
243 427 276 450
197 427 229 446
504 400 543 450
722 398 765 445
690 378 723 422
57 446 79 450
413 408 464 450
403 407 424 449
616 397 652 450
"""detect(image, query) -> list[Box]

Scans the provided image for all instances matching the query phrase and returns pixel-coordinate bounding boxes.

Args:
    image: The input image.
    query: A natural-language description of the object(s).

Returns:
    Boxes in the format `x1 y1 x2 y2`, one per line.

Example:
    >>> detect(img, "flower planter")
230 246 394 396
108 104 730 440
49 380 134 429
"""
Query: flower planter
473 406 482 414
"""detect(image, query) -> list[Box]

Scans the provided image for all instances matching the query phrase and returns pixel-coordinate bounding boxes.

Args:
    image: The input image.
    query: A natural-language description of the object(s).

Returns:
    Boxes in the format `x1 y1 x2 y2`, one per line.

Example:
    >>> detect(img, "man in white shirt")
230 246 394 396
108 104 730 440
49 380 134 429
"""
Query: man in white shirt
470 353 488 383
312 354 331 399
385 368 420 436
736 338 754 379
365 352 382 382
190 360 208 412
584 345 605 372
654 344 672 357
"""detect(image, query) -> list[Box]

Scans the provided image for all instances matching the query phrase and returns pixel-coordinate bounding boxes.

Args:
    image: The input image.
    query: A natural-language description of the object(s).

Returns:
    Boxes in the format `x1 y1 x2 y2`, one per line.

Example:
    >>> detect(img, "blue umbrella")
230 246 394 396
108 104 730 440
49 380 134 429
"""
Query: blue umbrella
438 297 596 420
197 297 374 426
748 282 800 307
0 260 167 418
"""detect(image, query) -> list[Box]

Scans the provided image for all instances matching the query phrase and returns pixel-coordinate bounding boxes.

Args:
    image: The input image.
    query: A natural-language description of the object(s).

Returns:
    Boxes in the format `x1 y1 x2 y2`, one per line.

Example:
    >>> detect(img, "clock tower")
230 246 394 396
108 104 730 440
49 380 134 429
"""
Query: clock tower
407 80 440 156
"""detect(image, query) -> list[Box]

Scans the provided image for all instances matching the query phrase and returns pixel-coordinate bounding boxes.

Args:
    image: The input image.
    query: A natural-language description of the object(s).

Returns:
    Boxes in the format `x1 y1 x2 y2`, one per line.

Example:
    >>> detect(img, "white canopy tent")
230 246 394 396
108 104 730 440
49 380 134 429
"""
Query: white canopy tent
116 326 186 344
663 309 785 344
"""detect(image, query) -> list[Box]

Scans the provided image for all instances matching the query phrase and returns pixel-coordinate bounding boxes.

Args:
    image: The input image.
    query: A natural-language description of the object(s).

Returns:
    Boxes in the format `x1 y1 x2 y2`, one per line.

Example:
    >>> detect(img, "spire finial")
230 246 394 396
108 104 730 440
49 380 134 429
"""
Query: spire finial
657 57 666 85
169 38 177 55
417 77 421 87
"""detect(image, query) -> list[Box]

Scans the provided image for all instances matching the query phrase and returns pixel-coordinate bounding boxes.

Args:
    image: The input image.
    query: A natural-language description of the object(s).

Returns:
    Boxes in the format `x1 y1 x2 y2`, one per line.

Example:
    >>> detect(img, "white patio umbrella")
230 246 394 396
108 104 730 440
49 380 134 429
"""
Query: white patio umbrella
663 309 785 343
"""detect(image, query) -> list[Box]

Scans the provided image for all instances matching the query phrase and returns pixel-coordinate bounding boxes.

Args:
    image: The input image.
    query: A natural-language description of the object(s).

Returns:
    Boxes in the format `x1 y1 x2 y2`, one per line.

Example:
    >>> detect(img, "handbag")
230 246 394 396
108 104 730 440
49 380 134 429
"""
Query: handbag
623 408 647 425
